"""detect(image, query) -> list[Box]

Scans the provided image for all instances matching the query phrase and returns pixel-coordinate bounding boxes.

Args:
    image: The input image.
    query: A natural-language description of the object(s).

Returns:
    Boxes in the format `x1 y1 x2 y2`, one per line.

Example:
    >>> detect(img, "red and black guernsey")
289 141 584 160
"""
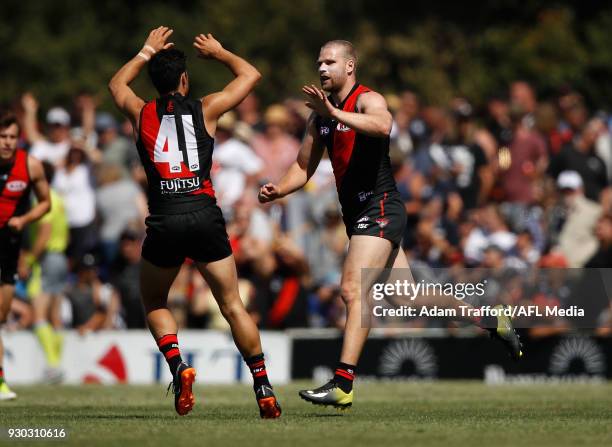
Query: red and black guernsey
315 84 396 220
0 149 31 229
137 93 216 215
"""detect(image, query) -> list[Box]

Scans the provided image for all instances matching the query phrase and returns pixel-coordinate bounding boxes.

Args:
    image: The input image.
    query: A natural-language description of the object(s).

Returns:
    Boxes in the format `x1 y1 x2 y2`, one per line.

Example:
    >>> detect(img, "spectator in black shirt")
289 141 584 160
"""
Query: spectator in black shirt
549 119 609 201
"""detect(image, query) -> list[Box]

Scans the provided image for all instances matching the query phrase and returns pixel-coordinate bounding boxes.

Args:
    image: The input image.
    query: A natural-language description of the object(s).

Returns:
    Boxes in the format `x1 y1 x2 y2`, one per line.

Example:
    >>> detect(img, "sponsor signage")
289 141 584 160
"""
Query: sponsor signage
291 332 612 382
4 330 291 385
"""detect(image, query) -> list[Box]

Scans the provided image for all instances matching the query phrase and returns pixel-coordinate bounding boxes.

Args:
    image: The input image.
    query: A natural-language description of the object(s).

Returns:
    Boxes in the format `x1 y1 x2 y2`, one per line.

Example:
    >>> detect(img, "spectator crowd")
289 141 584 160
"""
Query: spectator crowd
3 81 612 336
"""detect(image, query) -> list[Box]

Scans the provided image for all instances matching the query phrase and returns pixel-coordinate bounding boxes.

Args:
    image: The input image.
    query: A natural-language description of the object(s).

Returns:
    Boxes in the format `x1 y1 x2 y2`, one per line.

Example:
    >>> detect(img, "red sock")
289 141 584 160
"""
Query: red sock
157 334 183 375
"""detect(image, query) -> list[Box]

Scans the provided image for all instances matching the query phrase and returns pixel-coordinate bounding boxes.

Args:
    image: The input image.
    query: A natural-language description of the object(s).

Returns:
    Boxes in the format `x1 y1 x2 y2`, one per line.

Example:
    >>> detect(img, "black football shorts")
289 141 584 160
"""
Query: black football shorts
0 227 21 285
343 191 406 247
142 204 232 268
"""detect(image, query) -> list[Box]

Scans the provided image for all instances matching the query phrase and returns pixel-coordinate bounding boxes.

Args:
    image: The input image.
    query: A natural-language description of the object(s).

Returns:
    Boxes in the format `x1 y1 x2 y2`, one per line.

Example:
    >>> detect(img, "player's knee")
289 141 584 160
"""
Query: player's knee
219 300 244 321
340 282 361 306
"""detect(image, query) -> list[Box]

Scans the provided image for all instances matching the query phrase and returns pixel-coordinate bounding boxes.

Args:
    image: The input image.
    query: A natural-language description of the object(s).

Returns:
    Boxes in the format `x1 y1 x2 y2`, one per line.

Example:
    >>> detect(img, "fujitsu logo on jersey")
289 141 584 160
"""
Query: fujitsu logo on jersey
160 177 201 193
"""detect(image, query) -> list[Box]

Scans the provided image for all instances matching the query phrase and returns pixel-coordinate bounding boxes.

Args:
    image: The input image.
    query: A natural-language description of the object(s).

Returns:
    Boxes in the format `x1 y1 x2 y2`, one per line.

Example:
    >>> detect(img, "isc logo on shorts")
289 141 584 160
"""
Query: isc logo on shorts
6 180 27 192
320 126 330 136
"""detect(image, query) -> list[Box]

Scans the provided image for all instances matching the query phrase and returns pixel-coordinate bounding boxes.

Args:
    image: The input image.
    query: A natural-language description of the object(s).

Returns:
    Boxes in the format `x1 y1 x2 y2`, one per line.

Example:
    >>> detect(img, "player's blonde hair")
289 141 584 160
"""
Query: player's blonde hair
321 40 357 65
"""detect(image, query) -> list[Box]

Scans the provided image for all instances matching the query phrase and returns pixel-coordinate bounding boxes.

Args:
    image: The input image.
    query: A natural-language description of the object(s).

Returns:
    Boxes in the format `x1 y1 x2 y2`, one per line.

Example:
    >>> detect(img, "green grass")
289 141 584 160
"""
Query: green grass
1 382 611 447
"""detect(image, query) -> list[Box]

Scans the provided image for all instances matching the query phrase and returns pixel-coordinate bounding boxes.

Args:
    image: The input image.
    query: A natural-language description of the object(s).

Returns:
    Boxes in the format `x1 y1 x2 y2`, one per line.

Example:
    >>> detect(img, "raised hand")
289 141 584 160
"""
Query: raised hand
193 33 224 59
21 92 39 114
142 26 174 56
302 84 335 118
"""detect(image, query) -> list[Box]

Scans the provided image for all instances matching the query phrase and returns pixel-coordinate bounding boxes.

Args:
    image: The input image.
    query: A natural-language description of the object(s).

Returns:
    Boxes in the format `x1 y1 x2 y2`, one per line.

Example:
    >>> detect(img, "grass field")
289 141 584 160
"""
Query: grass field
1 381 611 446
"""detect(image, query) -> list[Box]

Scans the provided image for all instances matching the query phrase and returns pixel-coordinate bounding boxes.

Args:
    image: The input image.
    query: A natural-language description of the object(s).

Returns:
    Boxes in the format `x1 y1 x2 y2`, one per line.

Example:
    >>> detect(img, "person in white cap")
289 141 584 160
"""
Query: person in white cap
21 93 71 167
556 170 602 267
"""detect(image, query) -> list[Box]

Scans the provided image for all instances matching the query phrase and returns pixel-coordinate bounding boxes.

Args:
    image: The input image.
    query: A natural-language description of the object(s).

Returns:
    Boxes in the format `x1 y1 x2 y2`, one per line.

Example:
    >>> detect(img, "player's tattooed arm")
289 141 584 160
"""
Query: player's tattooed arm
196 33 261 137
303 85 392 138
7 157 50 233
258 113 324 203
109 26 174 131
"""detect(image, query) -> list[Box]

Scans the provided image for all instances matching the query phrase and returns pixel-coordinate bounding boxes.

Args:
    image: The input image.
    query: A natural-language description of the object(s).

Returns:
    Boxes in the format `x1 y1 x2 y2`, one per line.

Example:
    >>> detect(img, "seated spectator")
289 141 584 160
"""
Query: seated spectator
65 254 116 334
246 234 310 329
549 118 609 201
585 214 612 268
555 171 602 267
109 230 146 328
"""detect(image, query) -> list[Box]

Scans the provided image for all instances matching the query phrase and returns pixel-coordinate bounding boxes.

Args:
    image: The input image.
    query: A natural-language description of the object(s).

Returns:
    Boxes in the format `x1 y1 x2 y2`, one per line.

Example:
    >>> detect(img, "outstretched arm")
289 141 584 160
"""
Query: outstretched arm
109 26 174 131
194 34 261 136
258 113 324 203
21 93 45 144
303 85 392 138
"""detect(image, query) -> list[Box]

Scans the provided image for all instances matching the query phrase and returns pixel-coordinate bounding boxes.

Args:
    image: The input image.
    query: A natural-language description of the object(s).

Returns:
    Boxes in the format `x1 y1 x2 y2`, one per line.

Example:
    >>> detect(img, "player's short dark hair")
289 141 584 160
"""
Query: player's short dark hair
0 110 18 131
321 40 357 64
148 49 187 95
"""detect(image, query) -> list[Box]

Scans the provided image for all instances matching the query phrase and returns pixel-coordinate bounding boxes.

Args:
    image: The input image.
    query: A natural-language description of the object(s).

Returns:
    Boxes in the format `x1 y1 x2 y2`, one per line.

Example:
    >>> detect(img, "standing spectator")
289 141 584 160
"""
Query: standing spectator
95 112 139 178
251 104 300 182
22 162 69 381
236 93 264 133
391 90 420 155
21 93 71 167
95 163 147 267
212 112 263 213
510 81 538 129
500 106 548 204
53 147 97 264
485 94 513 150
449 101 492 210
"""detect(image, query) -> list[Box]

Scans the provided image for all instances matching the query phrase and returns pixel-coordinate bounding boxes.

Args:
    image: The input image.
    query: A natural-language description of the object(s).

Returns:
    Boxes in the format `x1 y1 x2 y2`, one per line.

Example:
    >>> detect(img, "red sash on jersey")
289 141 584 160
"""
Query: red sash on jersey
330 84 371 188
0 149 30 228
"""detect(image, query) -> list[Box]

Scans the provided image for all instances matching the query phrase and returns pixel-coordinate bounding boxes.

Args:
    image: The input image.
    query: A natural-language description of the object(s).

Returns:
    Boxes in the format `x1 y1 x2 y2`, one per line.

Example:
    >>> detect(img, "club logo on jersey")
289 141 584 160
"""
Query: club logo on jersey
160 177 201 193
5 180 27 192
166 101 174 113
376 217 389 228
320 126 330 136
336 123 351 132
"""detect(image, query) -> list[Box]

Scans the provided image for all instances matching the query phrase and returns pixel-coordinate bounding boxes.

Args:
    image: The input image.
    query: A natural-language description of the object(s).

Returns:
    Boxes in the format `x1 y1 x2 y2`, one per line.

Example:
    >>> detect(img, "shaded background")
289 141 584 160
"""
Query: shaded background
1 0 612 109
